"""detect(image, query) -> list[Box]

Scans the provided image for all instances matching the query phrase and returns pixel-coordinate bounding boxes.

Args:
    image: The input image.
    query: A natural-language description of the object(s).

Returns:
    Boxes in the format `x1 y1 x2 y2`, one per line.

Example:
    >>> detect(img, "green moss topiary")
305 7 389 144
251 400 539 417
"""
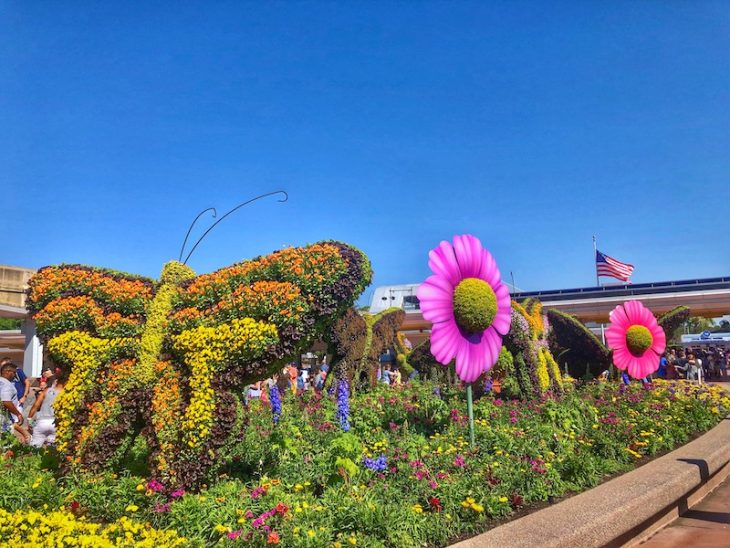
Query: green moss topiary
452 278 497 333
626 325 652 355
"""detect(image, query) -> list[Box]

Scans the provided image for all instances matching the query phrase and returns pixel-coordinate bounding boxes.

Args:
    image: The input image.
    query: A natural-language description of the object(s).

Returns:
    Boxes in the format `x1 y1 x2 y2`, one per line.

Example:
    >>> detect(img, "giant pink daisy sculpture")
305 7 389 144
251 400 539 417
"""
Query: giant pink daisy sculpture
605 300 666 379
416 235 511 383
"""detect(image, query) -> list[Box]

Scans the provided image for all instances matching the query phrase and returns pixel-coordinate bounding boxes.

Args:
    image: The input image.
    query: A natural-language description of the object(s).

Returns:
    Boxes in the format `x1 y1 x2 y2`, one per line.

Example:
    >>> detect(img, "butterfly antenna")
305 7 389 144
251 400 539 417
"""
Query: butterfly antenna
182 190 289 265
178 207 218 262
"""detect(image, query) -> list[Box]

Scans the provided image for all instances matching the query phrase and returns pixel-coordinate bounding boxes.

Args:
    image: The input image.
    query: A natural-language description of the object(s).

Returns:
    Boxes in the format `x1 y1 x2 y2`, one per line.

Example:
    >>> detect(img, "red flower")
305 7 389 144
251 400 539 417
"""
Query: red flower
275 502 289 515
70 500 80 514
428 496 442 512
511 494 524 507
267 531 280 544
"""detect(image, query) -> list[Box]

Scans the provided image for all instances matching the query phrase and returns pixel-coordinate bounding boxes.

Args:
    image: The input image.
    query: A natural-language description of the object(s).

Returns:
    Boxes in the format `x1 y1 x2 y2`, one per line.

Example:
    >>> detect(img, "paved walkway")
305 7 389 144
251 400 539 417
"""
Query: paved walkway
640 476 730 547
640 381 730 547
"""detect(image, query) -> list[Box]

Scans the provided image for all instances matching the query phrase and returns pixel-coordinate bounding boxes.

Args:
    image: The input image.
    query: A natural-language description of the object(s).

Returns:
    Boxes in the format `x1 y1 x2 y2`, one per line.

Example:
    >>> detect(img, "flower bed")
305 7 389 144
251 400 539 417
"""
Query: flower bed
1 380 727 547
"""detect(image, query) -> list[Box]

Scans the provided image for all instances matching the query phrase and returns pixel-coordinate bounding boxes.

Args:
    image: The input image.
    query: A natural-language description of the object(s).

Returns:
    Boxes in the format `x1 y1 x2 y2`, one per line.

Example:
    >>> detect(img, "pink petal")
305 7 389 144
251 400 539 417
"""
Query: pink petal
453 338 470 381
609 305 631 330
629 353 659 379
453 235 477 278
627 356 642 379
650 327 666 355
639 305 655 327
495 282 511 311
605 325 627 351
483 328 502 370
477 248 500 288
612 347 631 371
430 319 461 365
624 301 643 325
492 308 511 336
417 276 455 323
428 242 461 286
456 335 486 383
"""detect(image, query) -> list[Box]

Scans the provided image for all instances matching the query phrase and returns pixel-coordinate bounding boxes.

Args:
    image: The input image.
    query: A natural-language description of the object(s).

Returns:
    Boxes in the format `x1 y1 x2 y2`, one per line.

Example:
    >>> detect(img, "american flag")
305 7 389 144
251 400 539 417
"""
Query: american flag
596 250 634 282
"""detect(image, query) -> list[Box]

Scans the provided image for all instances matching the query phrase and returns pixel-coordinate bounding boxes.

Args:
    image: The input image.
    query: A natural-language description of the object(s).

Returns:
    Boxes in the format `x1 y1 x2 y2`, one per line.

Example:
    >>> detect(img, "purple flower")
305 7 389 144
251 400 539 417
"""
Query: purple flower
362 454 387 472
336 379 350 432
270 385 282 424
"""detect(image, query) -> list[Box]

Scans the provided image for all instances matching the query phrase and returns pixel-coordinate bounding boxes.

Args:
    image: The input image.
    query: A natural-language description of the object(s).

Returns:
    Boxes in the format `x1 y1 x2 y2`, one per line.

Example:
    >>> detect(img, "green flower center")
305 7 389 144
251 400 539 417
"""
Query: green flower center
453 278 497 334
626 325 653 356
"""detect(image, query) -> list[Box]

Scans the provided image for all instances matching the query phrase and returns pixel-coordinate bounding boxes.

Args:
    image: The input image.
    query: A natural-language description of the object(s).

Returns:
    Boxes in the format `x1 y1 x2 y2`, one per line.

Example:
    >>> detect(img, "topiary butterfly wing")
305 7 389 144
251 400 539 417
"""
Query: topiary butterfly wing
27 264 156 342
167 241 371 386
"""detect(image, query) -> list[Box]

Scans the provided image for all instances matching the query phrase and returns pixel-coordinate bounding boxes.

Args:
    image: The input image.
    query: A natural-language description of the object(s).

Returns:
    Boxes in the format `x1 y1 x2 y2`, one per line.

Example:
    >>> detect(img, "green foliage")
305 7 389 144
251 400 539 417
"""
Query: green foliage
0 380 727 547
547 308 610 378
0 318 21 330
656 306 690 343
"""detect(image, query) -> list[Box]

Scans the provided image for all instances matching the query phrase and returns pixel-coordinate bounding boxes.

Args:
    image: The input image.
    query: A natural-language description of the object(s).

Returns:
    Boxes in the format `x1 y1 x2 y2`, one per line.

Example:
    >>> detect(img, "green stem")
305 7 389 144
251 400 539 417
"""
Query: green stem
466 383 475 447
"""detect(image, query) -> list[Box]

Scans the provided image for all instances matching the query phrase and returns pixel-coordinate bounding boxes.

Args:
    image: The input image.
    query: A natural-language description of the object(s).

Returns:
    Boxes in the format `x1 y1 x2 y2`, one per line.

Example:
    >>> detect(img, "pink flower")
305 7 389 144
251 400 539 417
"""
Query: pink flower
146 479 164 492
453 454 466 467
170 489 185 498
605 301 666 379
417 235 511 383
228 530 242 540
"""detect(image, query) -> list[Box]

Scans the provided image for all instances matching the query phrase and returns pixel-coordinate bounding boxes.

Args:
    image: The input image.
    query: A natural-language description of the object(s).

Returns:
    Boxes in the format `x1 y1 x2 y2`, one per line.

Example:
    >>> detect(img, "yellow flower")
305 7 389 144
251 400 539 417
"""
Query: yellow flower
499 496 508 503
308 530 316 538
124 505 138 513
471 503 484 513
135 484 145 492
349 535 357 545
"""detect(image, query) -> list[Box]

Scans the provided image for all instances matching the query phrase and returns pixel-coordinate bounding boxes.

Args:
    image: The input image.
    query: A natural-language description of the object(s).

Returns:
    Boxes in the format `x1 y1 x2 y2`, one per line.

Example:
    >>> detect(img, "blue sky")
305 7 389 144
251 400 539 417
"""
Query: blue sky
2 2 729 305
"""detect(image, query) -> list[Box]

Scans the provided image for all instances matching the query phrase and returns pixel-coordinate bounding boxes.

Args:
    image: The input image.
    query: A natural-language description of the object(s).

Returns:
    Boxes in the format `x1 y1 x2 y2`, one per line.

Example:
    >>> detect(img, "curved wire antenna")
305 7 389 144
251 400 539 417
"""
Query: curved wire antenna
178 207 217 262
182 190 289 265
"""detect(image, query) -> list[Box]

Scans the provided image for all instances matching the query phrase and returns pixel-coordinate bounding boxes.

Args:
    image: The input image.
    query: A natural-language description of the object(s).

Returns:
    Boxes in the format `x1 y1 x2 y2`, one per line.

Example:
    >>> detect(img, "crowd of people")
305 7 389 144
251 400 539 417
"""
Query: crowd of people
243 358 408 403
657 346 729 382
1 358 64 448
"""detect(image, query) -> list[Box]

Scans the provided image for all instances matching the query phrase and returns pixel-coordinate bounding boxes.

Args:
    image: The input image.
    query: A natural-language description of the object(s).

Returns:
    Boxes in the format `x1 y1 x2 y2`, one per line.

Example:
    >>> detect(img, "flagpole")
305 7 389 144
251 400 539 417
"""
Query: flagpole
594 236 608 374
592 235 600 287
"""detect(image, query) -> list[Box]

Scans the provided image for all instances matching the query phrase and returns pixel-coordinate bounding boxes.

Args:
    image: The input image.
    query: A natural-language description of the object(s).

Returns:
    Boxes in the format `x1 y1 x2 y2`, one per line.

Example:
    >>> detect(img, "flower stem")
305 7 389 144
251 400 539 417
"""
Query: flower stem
466 383 475 447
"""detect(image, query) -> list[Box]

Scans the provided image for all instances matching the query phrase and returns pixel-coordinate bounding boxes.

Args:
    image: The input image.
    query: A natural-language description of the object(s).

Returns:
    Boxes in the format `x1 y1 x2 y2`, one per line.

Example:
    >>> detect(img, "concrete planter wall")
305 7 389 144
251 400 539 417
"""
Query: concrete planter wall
451 418 730 548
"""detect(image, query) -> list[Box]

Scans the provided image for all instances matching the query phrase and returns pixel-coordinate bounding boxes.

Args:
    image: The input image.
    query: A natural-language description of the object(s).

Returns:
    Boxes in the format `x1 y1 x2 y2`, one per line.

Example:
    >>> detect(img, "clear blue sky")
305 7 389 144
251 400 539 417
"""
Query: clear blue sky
2 2 729 305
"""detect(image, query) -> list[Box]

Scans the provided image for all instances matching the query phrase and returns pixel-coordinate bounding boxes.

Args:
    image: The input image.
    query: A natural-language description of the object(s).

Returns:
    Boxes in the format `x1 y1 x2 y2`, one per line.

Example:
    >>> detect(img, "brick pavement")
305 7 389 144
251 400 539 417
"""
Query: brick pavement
640 476 730 547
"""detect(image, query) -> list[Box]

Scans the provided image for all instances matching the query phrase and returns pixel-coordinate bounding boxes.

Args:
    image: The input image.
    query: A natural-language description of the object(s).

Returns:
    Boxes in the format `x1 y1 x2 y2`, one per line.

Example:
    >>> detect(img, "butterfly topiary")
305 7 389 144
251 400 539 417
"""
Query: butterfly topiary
327 307 407 389
27 241 371 488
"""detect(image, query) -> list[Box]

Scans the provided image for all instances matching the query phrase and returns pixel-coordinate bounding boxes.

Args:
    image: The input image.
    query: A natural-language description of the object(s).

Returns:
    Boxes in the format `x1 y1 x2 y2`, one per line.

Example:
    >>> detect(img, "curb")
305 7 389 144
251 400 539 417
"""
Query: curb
450 417 730 548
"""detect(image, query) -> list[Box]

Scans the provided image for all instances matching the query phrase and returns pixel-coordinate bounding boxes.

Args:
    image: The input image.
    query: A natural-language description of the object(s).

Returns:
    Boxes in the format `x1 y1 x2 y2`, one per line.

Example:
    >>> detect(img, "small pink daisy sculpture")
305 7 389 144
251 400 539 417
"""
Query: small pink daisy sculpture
416 235 511 383
605 300 666 379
